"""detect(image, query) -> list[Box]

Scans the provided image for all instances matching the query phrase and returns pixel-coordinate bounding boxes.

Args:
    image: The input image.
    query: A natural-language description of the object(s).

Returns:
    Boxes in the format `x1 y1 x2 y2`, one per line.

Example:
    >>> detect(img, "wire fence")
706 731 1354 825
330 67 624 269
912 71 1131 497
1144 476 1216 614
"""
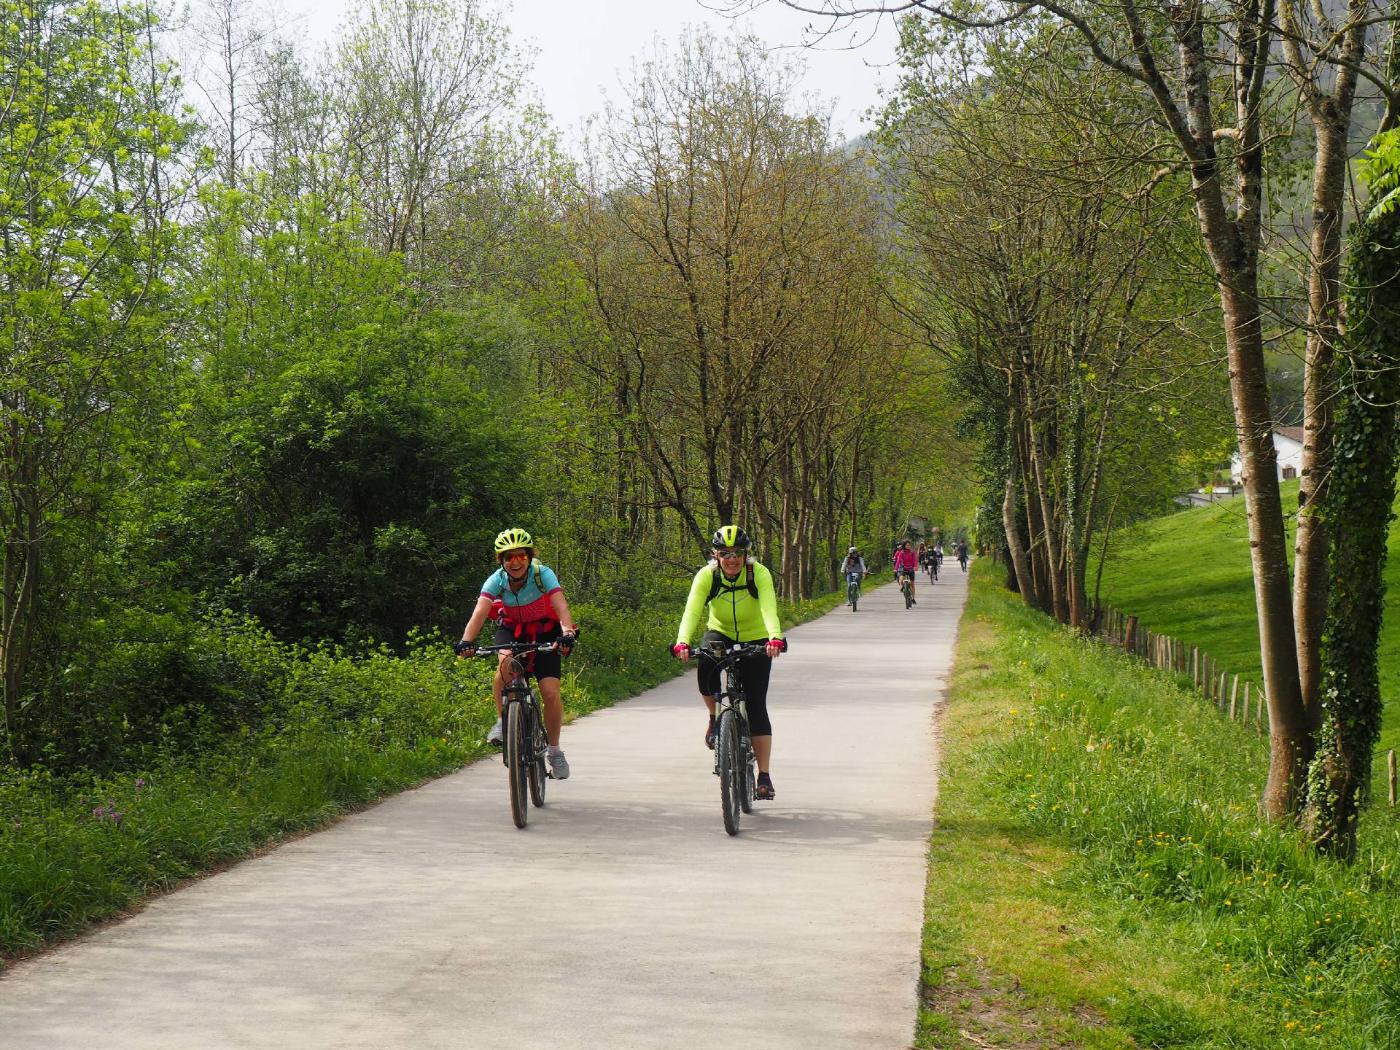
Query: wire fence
1094 604 1399 808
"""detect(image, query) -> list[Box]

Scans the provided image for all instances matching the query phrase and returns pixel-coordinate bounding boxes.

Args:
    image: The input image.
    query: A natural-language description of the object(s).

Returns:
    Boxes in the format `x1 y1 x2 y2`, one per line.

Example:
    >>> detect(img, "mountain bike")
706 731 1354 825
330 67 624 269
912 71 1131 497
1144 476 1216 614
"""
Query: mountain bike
461 637 569 829
898 572 914 609
846 571 863 612
692 641 767 835
923 556 936 584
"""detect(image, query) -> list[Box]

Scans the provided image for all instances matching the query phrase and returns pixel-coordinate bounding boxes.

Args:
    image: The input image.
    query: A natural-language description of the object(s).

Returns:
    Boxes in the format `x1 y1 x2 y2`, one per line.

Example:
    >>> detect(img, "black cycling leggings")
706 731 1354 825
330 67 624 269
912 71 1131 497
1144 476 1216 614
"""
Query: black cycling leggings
696 630 773 736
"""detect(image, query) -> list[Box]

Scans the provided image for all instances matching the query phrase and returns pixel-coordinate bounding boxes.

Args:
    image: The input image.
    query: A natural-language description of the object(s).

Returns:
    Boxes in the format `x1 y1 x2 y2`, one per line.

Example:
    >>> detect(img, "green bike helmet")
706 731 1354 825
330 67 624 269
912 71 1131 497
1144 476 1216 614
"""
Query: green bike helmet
711 524 750 550
493 526 533 555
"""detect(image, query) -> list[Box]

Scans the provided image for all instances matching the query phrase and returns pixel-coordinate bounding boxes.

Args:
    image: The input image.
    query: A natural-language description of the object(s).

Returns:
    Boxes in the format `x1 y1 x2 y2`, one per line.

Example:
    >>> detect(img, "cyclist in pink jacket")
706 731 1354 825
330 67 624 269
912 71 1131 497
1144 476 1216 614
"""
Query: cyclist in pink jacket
893 541 919 604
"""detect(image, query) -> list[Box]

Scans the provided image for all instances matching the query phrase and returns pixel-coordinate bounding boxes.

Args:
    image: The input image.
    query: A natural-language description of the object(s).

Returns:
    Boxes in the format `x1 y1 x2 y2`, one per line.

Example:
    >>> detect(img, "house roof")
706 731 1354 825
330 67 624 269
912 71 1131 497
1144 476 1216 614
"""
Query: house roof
1277 426 1306 444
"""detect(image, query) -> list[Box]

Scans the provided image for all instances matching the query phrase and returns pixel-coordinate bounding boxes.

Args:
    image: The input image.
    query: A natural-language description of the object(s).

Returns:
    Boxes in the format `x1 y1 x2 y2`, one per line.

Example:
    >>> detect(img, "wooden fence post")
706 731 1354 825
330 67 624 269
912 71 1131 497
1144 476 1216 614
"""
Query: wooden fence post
1390 750 1397 808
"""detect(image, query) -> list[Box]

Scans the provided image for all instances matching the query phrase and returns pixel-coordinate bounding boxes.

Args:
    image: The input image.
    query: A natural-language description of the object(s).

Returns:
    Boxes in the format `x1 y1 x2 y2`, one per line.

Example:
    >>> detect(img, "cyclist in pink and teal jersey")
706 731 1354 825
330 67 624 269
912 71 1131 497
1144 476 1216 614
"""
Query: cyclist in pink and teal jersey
458 527 578 779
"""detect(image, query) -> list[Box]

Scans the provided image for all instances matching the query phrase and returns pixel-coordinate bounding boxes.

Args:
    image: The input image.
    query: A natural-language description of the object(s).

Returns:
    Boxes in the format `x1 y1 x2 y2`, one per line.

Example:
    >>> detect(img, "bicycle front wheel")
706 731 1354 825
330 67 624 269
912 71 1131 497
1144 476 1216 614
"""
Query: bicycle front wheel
718 709 741 836
739 731 755 815
506 701 528 828
528 705 548 808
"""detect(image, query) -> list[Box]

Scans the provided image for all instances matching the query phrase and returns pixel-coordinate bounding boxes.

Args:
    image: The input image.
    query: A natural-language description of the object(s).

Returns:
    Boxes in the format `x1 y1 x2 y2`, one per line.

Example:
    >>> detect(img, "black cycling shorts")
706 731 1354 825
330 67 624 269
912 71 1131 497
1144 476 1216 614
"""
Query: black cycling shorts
493 623 562 680
897 569 917 581
696 630 774 736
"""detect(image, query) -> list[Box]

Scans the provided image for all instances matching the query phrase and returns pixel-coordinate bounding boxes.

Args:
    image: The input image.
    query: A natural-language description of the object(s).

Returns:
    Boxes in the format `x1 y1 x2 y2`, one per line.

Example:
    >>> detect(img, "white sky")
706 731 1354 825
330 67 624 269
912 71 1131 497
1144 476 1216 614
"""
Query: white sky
276 0 902 144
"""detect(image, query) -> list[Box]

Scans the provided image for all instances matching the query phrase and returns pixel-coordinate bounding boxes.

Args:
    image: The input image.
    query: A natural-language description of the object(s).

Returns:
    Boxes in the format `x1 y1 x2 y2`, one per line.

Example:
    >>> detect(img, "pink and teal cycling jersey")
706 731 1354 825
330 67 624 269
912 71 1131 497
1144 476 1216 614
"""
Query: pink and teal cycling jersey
481 562 562 628
893 549 918 573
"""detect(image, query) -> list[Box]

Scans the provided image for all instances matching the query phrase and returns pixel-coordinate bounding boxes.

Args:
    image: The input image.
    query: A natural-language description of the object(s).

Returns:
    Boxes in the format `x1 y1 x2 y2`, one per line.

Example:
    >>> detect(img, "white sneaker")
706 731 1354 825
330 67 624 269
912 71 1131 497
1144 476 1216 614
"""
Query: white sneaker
547 747 570 780
486 719 503 746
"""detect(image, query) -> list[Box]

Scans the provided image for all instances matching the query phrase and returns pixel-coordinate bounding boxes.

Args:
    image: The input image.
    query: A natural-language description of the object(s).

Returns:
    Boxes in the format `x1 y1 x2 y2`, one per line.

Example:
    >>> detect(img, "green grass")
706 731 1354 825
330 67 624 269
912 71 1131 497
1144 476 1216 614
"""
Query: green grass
0 589 843 965
920 566 1400 1048
1098 480 1400 782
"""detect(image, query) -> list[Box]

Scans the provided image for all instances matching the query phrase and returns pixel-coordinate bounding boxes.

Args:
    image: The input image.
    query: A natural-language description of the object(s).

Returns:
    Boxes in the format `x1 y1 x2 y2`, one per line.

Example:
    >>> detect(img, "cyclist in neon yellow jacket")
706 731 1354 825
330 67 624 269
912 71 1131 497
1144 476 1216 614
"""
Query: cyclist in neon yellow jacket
672 525 786 800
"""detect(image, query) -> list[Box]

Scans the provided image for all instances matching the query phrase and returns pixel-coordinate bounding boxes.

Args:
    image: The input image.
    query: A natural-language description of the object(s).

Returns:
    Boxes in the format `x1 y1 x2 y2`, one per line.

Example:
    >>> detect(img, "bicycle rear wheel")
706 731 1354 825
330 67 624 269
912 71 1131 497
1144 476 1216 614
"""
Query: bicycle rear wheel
718 709 741 835
528 705 548 808
904 581 913 609
506 701 528 828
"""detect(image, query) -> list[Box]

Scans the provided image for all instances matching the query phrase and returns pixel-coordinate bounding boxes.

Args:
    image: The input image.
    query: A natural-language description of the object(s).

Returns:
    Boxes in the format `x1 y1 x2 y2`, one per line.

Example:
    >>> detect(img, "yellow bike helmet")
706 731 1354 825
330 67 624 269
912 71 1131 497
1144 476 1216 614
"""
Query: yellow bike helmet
493 527 533 555
711 524 750 550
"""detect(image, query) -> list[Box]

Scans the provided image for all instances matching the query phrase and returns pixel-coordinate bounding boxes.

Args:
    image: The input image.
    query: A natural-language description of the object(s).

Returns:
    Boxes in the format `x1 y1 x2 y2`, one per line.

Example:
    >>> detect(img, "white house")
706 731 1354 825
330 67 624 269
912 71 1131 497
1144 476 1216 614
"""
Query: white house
1230 426 1306 485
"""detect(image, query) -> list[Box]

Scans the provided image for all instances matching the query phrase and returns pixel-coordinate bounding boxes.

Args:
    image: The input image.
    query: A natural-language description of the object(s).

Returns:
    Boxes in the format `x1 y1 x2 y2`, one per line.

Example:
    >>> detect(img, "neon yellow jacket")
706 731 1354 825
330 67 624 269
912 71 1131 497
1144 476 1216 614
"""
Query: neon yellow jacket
676 560 785 644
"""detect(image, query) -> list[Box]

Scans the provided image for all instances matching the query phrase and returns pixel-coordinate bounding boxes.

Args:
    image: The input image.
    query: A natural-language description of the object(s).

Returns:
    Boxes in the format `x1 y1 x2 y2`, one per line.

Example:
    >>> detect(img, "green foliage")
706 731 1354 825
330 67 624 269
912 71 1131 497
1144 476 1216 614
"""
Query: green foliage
165 190 542 646
0 0 199 757
1362 129 1400 223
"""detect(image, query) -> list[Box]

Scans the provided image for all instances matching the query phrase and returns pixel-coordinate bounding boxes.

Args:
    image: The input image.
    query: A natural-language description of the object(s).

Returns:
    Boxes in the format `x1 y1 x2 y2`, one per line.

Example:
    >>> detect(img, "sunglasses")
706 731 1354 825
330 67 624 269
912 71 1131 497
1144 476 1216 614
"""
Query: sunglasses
714 549 744 559
500 550 530 564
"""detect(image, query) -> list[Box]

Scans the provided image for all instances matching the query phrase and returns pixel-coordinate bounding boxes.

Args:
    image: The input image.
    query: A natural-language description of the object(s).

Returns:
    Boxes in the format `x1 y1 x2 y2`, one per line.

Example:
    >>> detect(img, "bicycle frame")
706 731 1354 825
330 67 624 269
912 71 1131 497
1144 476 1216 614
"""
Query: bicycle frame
471 639 561 827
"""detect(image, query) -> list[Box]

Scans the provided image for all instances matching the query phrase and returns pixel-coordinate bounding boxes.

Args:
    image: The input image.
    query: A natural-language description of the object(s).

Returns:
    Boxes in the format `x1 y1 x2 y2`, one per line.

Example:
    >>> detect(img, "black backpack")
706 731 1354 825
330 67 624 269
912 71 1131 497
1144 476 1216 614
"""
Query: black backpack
705 559 759 603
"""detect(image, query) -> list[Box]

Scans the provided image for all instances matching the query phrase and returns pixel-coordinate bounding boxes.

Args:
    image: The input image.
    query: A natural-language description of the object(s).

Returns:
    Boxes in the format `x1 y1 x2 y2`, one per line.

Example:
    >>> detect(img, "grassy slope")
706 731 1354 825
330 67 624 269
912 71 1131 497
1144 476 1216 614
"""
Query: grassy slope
920 567 1400 1049
1097 480 1400 777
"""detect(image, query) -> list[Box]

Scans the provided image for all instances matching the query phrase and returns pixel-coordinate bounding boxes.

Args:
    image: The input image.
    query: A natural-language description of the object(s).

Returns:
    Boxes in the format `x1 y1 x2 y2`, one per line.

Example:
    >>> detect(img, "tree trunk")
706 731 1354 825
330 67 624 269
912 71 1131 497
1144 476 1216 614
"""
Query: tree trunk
1222 282 1310 818
1002 477 1036 607
1293 76 1362 720
1302 162 1400 858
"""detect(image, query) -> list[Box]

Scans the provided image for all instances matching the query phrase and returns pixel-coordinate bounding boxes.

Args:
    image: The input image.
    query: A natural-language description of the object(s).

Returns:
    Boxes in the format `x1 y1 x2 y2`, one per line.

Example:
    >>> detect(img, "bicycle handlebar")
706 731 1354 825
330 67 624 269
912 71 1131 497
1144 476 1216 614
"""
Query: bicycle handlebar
468 640 563 655
681 641 772 663
456 627 580 657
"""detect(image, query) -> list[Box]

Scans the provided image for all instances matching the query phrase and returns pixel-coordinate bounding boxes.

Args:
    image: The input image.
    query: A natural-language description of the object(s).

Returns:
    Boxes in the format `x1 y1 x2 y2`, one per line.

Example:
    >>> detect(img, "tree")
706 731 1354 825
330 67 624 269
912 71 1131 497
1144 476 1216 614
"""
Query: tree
882 17 1228 629
755 0 1400 820
0 0 193 758
1303 32 1400 855
170 189 539 646
552 31 907 592
331 0 526 266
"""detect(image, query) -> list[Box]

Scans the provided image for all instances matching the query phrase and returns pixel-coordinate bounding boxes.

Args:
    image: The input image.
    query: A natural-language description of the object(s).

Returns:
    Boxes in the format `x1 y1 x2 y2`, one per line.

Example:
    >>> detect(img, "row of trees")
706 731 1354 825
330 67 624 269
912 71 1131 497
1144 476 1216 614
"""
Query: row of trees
752 0 1400 855
0 0 975 769
546 35 952 597
882 17 1228 631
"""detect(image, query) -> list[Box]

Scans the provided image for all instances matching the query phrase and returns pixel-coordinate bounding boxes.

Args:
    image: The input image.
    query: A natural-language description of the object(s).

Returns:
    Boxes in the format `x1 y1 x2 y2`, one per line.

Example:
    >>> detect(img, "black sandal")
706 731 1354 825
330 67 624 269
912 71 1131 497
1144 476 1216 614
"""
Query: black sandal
755 775 775 801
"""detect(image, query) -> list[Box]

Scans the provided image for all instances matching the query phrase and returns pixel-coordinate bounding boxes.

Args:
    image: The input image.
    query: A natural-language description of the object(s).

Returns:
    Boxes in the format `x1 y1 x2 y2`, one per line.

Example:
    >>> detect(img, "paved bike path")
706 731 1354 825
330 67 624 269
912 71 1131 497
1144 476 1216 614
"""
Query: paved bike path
0 568 967 1049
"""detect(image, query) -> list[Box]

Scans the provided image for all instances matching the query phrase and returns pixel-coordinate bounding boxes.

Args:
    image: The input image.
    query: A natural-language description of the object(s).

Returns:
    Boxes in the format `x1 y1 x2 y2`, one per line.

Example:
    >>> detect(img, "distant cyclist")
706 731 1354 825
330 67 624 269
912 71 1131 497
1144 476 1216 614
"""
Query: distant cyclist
672 525 787 801
933 543 943 579
893 540 919 604
957 539 969 572
840 546 868 579
457 527 578 780
918 542 934 578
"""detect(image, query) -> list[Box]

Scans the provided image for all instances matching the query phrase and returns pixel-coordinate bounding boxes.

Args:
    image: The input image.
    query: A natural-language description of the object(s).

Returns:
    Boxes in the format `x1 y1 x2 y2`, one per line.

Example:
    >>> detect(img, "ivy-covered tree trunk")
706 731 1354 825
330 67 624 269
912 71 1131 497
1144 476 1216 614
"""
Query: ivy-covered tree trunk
1303 133 1400 858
